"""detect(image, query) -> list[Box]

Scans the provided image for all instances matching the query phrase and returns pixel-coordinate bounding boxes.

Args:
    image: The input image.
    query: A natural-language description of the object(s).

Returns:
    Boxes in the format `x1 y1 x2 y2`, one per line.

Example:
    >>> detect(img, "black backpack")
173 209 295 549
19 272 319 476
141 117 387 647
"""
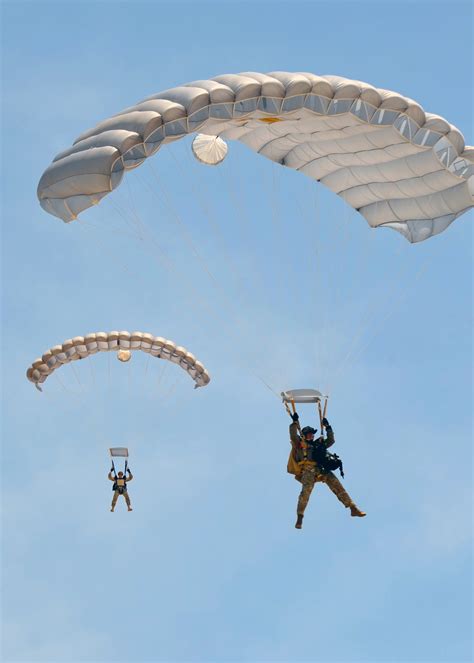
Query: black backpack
311 445 345 478
319 452 344 477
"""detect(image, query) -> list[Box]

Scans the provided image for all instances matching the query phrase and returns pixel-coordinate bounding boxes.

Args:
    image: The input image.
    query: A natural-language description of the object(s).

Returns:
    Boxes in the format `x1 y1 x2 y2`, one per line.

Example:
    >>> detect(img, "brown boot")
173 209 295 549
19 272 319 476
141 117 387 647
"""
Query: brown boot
350 505 366 517
128 507 133 512
295 514 304 529
110 508 114 512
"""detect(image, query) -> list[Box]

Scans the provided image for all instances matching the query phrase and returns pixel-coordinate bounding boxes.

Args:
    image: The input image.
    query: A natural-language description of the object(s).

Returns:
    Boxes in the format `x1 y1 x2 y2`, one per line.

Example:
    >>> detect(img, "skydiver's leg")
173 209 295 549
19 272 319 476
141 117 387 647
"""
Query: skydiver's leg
125 492 132 511
297 465 317 516
111 490 119 512
321 472 366 517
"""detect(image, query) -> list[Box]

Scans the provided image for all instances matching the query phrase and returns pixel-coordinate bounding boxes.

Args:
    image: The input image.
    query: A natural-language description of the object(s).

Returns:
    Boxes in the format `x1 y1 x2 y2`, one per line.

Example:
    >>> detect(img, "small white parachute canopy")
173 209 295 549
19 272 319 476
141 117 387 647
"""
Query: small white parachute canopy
37 71 473 243
26 331 211 390
192 134 228 165
281 389 324 404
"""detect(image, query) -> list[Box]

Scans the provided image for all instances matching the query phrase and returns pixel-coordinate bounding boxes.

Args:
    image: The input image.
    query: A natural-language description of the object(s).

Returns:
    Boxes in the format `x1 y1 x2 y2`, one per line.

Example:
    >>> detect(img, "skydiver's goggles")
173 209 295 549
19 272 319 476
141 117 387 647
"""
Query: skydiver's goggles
301 426 318 436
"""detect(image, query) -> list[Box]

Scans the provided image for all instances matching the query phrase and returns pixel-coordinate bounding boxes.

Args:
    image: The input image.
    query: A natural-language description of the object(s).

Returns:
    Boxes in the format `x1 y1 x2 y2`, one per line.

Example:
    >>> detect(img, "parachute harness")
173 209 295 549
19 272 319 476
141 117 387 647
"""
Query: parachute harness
284 392 340 474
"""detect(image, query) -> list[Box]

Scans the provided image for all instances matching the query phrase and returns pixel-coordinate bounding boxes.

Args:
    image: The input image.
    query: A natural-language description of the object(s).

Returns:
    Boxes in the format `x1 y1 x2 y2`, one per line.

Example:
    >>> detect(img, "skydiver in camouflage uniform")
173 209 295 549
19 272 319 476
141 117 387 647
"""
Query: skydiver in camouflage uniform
289 413 365 529
108 469 133 512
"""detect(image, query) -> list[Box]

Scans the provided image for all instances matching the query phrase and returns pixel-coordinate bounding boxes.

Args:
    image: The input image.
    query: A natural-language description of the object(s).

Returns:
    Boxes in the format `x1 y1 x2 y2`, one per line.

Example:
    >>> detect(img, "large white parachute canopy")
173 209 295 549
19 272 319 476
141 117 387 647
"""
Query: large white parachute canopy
26 331 211 390
37 71 473 243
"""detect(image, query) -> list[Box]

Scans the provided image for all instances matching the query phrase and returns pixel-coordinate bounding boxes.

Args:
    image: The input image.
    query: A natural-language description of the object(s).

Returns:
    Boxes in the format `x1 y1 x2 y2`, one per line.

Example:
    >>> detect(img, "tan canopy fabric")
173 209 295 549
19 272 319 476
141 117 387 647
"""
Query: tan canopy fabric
26 331 211 390
37 71 473 243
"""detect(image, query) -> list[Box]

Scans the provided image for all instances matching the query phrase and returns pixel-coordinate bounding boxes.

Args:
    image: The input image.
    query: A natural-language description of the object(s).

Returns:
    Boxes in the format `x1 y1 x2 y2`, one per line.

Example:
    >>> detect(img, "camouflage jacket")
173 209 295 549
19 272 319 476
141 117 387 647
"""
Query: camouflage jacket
289 422 335 463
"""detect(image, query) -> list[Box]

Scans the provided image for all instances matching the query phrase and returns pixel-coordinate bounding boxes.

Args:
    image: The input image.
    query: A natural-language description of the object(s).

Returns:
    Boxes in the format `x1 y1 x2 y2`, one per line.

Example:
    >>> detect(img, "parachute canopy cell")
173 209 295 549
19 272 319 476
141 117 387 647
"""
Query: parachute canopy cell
37 71 473 243
26 331 210 390
281 389 324 404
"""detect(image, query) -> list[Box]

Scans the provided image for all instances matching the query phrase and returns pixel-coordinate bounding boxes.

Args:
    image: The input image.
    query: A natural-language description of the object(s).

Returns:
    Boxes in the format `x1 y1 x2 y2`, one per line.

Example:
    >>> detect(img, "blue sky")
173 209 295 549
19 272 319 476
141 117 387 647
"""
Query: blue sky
1 1 472 662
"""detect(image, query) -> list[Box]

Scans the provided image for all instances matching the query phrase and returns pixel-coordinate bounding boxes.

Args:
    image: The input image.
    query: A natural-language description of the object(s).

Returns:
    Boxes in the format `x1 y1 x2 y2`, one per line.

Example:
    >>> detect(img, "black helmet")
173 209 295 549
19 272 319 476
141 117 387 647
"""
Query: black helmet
301 426 317 436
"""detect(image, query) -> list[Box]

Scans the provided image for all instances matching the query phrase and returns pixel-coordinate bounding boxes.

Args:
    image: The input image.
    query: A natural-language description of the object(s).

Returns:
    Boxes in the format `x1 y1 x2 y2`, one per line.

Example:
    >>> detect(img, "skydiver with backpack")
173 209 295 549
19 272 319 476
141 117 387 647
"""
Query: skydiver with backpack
288 413 365 529
108 468 133 512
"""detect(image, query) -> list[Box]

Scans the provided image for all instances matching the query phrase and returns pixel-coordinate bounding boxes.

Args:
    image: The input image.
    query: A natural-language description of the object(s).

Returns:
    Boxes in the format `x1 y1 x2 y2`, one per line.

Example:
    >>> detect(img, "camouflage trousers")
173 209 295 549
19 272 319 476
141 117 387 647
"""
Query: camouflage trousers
111 490 131 509
297 464 354 516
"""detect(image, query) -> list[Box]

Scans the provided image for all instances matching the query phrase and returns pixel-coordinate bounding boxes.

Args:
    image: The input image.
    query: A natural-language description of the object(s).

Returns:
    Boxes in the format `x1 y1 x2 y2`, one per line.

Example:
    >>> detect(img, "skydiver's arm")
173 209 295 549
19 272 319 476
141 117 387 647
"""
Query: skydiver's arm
324 425 335 449
126 472 133 482
289 422 301 449
108 472 115 481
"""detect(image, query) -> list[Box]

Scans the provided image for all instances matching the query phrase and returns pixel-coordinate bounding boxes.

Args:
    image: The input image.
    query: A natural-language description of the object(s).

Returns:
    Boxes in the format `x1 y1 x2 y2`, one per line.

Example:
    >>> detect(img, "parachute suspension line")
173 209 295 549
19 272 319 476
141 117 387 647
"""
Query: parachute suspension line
267 139 296 344
107 351 111 391
160 376 179 405
89 353 95 387
52 371 73 396
107 174 262 388
140 161 282 396
298 179 324 384
103 181 226 326
144 162 221 286
268 138 284 236
98 192 144 239
125 177 148 241
141 165 261 331
333 172 354 316
170 143 251 302
75 205 138 239
328 252 436 394
348 254 434 372
308 181 322 384
66 176 140 240
316 189 333 393
173 143 286 397
70 361 83 390
75 221 139 279
105 195 148 239
144 351 151 378
323 199 381 392
71 152 280 400
140 163 266 347
156 359 168 393
319 178 354 389
326 265 407 394
256 374 281 400
217 157 268 299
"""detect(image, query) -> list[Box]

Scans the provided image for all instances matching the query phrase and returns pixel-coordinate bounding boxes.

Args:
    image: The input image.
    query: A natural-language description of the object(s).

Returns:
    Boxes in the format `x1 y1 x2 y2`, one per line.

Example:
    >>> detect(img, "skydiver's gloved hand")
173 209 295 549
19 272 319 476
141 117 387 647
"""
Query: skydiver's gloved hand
322 417 330 428
110 467 114 473
127 468 132 475
291 412 299 423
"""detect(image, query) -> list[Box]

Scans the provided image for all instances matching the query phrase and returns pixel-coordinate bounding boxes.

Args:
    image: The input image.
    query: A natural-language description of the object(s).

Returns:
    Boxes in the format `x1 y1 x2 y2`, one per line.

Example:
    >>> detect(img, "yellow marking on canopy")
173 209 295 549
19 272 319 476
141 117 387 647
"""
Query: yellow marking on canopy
259 117 282 124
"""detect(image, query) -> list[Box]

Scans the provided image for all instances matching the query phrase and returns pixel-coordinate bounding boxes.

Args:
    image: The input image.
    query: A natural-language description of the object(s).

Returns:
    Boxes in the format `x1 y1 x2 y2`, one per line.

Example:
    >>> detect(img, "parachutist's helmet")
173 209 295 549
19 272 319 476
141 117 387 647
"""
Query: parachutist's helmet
301 426 318 437
117 471 124 477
